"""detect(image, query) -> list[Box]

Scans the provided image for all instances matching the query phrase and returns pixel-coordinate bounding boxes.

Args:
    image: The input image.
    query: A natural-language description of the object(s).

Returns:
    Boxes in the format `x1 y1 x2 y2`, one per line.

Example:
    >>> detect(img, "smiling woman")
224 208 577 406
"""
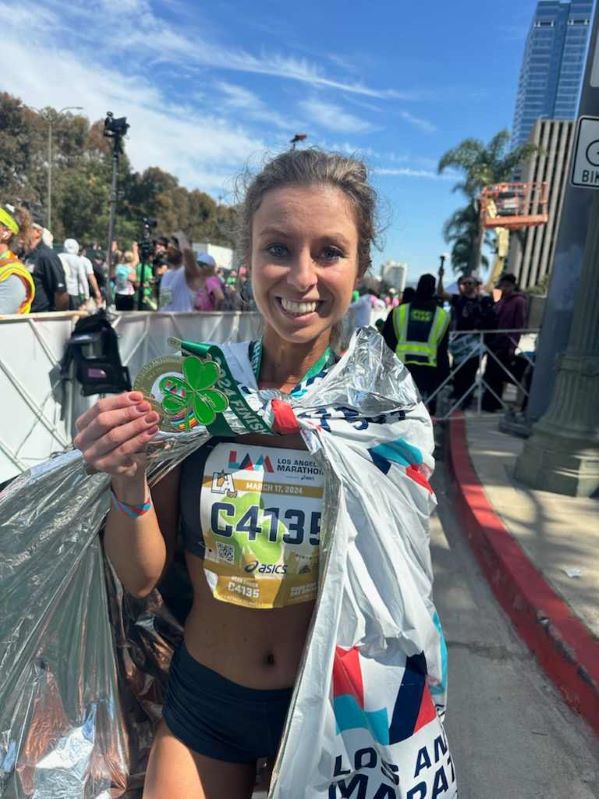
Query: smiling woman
71 149 451 799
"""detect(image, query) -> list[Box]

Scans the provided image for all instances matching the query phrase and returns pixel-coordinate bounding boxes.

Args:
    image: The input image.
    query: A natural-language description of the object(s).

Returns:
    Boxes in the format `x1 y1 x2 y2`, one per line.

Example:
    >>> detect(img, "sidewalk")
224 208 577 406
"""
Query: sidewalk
447 414 599 735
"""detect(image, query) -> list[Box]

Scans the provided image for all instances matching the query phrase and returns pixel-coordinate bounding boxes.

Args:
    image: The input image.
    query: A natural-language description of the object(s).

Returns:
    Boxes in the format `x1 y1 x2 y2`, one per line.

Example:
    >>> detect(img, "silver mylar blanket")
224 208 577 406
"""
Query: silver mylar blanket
0 328 456 799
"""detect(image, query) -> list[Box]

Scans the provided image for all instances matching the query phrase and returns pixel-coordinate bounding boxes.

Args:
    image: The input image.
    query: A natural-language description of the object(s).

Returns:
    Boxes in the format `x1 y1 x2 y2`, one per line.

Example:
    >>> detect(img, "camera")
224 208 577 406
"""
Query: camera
138 217 158 261
103 112 129 140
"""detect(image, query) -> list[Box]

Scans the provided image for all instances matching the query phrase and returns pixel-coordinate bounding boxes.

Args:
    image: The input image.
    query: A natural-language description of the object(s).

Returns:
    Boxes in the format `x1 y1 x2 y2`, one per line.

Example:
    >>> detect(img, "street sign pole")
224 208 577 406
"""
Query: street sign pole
514 4 599 496
526 3 599 422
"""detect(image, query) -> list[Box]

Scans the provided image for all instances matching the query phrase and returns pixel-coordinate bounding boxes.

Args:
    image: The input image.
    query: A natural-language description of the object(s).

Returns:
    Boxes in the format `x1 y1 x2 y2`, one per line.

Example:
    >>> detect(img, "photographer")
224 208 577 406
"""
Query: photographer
158 231 225 312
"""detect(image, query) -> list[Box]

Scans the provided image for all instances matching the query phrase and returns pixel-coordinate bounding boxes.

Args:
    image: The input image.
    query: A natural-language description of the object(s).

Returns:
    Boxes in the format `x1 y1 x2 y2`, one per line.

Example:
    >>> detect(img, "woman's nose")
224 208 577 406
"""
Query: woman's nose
287 249 317 292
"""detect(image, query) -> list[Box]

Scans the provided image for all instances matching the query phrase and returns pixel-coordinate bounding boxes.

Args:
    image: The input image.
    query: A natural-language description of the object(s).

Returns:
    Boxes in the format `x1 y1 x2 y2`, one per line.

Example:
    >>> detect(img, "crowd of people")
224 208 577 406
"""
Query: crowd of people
379 268 529 414
0 201 530 415
0 206 255 316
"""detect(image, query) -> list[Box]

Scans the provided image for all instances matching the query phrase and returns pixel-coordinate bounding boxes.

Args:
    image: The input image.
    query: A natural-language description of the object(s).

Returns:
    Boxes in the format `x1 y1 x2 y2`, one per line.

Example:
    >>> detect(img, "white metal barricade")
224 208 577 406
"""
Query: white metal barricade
0 311 261 484
424 328 539 421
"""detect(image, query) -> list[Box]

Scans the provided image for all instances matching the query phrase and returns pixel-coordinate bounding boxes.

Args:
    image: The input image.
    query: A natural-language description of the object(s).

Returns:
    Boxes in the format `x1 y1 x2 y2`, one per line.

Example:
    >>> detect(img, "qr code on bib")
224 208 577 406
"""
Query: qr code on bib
216 542 235 564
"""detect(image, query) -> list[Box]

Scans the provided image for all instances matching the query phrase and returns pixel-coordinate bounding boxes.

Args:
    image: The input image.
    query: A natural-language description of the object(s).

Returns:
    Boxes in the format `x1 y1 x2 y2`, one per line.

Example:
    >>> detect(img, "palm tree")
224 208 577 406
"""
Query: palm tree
443 201 491 277
438 130 539 275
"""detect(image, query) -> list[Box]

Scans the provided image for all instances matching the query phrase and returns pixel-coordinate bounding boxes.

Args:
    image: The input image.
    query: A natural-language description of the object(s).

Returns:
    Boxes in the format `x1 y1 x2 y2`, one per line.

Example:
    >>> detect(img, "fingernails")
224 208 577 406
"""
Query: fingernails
145 413 159 424
129 392 144 402
146 426 159 436
135 402 151 414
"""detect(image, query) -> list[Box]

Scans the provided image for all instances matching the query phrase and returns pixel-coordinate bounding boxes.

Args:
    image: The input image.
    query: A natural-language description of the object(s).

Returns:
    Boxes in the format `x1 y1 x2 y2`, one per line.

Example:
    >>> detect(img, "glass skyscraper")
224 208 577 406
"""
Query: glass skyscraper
512 1 593 148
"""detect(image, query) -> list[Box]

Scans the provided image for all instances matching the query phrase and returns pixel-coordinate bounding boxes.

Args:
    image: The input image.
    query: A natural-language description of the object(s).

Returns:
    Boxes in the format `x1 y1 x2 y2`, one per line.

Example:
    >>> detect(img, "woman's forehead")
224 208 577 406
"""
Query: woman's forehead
253 184 357 235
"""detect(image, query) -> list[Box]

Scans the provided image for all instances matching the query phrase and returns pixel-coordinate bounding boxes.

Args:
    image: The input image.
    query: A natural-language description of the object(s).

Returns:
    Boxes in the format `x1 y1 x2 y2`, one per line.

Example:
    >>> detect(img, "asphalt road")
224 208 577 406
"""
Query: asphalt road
431 462 599 799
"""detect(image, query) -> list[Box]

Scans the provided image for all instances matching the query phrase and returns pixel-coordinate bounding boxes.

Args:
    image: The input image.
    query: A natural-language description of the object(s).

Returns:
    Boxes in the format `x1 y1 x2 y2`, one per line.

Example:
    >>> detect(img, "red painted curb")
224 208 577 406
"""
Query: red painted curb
447 415 599 737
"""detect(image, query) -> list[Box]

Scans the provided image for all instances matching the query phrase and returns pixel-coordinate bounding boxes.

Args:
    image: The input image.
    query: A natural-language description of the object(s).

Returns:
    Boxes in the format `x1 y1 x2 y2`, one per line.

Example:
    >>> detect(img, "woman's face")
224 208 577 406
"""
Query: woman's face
251 184 360 347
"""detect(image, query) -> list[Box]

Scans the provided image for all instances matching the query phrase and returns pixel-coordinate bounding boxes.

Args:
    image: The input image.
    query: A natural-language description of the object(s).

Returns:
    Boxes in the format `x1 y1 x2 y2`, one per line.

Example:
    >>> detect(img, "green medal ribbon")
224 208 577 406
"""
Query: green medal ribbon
178 339 273 436
135 337 336 436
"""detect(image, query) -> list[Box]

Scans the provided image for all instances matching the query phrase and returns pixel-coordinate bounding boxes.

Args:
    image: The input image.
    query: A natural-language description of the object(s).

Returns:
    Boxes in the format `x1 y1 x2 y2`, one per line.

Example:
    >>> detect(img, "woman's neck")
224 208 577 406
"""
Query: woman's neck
259 328 331 389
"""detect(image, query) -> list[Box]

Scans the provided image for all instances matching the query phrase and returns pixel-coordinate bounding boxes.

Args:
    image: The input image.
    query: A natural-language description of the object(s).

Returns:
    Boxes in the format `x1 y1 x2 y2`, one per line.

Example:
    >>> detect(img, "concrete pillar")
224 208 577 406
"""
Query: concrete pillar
514 192 599 496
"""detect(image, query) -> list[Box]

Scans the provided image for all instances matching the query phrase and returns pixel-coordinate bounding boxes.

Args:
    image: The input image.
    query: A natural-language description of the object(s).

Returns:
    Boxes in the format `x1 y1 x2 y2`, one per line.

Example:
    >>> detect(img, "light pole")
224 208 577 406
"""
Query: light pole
46 106 83 230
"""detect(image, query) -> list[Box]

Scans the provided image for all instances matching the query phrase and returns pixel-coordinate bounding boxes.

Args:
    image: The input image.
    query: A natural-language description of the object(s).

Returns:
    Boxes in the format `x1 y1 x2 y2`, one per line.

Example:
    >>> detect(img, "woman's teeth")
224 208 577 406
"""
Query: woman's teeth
280 298 319 315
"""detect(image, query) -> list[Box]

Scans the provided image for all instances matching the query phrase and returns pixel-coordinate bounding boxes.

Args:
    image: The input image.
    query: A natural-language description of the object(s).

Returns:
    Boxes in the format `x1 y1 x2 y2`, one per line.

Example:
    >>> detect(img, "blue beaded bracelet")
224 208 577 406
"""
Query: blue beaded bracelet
110 488 152 519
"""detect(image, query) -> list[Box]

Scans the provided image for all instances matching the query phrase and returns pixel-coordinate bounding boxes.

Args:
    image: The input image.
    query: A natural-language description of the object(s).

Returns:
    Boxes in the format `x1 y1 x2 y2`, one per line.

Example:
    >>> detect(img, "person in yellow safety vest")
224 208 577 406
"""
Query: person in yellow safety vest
381 273 450 415
0 205 35 315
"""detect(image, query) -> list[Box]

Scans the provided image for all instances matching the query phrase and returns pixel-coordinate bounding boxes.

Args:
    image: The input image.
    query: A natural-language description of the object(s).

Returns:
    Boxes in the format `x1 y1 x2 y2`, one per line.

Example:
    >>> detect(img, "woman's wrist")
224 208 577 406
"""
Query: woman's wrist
111 472 149 505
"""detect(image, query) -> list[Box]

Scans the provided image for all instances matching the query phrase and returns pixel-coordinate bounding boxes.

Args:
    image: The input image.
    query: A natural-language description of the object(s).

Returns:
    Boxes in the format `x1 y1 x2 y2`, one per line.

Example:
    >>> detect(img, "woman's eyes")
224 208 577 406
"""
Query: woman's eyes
266 244 289 258
320 246 343 262
265 244 344 262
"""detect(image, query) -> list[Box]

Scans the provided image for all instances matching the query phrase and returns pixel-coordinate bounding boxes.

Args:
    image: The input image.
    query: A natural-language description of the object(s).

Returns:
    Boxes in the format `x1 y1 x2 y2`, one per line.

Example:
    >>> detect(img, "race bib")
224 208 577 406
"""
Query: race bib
200 444 323 609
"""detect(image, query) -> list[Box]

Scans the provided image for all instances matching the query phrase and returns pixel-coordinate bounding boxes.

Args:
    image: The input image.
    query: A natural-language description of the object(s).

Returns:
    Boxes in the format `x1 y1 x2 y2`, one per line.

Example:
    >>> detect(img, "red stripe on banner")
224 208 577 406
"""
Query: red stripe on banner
333 646 364 708
413 683 437 733
271 399 300 434
406 464 433 493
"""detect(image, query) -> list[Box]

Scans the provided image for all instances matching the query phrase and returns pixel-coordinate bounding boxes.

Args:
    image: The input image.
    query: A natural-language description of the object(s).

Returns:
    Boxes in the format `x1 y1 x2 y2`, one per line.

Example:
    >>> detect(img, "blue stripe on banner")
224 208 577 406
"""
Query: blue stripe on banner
334 695 390 745
369 439 424 468
388 653 427 744
430 611 448 697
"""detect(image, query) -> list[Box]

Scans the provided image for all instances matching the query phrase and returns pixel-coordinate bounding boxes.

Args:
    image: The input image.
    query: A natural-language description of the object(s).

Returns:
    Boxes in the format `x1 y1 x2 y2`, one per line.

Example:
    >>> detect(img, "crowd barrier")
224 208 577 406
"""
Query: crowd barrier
1 312 536 483
0 311 261 484
426 328 539 420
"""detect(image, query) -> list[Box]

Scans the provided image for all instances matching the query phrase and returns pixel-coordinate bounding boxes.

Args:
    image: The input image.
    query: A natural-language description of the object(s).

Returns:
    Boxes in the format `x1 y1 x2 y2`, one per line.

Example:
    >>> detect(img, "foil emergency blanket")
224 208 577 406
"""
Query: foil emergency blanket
0 328 456 799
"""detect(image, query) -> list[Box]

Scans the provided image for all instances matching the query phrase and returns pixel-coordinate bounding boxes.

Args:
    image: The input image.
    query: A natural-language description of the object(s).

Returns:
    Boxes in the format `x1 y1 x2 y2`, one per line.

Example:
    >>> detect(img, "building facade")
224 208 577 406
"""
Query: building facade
512 1 592 149
381 260 407 292
508 119 575 289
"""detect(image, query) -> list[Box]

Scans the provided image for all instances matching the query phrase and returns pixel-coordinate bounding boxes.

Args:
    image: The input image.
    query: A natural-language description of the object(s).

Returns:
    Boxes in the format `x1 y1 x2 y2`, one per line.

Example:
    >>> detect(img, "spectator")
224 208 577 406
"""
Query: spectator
481 273 528 412
238 268 255 311
0 205 35 314
159 233 225 312
438 271 495 409
193 252 226 311
85 243 108 303
382 273 450 414
24 222 68 312
158 238 186 311
347 286 373 329
59 238 90 310
78 245 103 308
113 251 137 311
401 286 416 304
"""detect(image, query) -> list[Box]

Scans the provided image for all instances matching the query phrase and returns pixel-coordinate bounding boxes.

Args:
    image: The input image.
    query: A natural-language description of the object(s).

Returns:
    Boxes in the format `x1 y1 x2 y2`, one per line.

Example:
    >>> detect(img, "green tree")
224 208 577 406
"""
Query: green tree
438 130 538 275
443 201 491 277
0 93 237 252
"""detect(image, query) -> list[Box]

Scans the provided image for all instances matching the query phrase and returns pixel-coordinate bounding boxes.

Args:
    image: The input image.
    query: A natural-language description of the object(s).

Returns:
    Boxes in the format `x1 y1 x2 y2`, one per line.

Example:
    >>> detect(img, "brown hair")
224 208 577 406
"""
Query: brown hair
236 148 379 277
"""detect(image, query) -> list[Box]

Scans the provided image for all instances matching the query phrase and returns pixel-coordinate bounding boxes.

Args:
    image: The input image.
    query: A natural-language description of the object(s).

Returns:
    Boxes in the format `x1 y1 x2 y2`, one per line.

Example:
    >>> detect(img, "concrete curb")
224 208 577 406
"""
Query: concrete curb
447 415 599 737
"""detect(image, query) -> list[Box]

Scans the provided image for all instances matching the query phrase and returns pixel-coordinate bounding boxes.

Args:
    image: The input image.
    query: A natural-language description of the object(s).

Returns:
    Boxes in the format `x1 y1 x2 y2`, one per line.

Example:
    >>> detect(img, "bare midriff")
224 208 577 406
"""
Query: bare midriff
182 431 316 690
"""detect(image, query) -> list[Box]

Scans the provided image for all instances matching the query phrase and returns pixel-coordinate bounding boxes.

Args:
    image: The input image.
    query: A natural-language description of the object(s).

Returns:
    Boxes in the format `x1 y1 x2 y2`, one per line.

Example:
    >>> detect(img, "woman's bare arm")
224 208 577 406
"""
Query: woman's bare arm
104 465 181 597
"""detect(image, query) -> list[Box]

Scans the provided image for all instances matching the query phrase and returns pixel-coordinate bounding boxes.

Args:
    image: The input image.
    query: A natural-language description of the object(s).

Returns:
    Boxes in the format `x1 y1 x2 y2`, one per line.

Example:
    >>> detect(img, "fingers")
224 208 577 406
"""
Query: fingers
91 424 159 474
75 400 155 451
74 391 161 476
75 391 145 434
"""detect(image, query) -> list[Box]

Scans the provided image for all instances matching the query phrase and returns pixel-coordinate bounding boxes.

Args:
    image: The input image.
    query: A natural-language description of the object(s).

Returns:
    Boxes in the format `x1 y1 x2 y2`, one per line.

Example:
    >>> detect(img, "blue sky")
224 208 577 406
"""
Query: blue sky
2 0 540 280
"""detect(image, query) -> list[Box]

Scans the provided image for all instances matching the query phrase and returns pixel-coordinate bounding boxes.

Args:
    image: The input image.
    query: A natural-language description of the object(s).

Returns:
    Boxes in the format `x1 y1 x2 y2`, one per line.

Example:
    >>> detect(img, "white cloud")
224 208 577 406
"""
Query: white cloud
374 167 455 180
215 81 291 130
399 110 437 134
10 0 417 101
299 99 374 134
1 37 267 195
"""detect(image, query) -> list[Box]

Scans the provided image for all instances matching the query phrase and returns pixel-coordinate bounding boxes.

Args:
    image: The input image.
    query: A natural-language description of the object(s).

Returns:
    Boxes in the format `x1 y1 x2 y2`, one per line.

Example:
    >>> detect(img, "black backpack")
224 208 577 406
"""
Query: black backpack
61 310 131 396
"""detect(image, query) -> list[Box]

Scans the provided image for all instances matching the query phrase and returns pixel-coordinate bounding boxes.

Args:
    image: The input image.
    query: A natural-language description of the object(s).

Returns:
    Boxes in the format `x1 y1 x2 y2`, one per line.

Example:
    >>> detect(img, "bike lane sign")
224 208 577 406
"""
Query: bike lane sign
571 116 599 189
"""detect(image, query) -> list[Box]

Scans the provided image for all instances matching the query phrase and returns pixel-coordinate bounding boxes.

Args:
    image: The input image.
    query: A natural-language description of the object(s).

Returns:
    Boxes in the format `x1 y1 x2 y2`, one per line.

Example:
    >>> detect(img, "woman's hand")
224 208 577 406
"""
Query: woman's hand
74 391 160 478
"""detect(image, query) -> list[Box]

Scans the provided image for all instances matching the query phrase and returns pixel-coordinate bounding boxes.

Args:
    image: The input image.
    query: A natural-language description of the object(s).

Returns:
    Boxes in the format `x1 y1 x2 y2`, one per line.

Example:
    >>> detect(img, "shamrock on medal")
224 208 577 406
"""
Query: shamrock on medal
158 355 229 429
